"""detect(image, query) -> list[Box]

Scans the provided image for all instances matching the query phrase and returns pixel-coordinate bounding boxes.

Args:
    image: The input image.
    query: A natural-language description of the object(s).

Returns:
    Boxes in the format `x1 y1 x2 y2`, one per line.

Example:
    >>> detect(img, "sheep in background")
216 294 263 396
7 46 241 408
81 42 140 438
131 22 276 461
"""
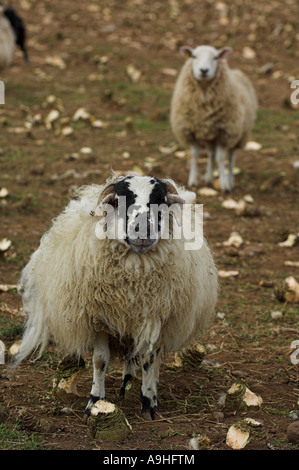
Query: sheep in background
170 45 258 191
15 174 218 421
0 3 29 70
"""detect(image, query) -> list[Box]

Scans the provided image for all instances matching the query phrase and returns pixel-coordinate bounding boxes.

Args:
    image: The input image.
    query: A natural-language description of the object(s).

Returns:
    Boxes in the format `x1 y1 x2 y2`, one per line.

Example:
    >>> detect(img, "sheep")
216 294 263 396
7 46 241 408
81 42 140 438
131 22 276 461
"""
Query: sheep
15 174 218 421
0 3 29 70
170 45 258 191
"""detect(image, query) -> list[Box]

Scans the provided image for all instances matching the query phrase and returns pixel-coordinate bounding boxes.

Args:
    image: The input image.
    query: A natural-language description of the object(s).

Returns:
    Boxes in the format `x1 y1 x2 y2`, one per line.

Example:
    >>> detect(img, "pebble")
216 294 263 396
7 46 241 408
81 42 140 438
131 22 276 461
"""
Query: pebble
212 411 224 422
288 411 299 421
271 310 283 320
231 370 248 378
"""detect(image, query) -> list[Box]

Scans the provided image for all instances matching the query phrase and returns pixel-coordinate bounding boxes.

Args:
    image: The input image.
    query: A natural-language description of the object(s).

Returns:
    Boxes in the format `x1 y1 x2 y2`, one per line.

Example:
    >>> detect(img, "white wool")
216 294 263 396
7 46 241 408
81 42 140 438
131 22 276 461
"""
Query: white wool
170 45 258 190
15 178 218 365
0 14 15 70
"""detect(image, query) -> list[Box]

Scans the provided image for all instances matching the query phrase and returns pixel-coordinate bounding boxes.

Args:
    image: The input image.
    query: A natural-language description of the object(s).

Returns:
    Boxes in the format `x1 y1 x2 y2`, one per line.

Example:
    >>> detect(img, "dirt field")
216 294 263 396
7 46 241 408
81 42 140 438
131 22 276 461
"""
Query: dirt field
0 0 298 451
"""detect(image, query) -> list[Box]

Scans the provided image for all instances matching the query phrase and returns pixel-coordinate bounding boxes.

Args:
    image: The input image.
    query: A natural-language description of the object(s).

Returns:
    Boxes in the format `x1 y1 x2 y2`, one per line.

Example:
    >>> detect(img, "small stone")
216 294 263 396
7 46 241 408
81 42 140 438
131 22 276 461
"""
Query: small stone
217 312 225 320
270 310 283 320
231 370 248 378
188 435 211 450
212 411 224 422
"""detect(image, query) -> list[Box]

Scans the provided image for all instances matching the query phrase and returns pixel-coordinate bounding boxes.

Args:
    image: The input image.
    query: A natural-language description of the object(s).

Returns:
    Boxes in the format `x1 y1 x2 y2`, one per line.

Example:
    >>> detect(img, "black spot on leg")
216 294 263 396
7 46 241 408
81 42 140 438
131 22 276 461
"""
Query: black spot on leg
119 373 133 397
101 361 106 372
150 353 155 364
141 396 158 420
84 393 103 419
89 393 101 404
143 362 149 371
141 395 151 414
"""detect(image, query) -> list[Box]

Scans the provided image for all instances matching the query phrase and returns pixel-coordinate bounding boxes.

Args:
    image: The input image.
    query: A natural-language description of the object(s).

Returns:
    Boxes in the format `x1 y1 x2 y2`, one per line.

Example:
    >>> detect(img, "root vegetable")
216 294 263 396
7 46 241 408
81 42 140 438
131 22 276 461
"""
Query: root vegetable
53 355 85 397
225 382 263 412
226 418 266 449
87 400 132 441
287 421 299 444
18 409 57 433
175 342 206 368
274 276 299 303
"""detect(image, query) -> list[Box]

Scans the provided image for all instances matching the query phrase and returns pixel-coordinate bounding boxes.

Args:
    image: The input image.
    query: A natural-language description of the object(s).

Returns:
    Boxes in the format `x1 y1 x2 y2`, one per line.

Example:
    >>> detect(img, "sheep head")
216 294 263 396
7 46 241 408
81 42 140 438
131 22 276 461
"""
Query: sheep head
95 175 186 254
180 45 232 82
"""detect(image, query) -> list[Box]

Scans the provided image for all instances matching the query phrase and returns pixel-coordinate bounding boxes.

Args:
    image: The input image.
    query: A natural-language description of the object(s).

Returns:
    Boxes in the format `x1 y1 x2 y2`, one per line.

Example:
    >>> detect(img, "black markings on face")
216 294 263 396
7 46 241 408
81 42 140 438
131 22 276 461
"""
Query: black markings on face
114 177 136 210
147 179 168 208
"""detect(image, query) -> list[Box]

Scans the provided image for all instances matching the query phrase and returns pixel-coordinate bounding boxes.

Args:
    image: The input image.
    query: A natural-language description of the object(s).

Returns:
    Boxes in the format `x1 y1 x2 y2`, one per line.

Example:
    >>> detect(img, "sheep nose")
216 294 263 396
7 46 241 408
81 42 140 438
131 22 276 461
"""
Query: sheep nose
200 68 209 76
132 215 152 239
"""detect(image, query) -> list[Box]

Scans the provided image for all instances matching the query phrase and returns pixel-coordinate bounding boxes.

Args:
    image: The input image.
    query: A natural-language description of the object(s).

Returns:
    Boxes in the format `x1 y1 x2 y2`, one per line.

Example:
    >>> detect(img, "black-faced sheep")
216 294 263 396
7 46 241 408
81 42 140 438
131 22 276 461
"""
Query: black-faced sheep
170 45 258 191
15 174 218 420
0 3 29 70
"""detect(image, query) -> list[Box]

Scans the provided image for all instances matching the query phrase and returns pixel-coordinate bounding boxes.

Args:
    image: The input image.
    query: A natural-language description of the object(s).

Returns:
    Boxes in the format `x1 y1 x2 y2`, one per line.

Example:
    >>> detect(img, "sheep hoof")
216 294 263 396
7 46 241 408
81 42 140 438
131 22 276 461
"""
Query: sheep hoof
141 404 159 421
141 411 154 421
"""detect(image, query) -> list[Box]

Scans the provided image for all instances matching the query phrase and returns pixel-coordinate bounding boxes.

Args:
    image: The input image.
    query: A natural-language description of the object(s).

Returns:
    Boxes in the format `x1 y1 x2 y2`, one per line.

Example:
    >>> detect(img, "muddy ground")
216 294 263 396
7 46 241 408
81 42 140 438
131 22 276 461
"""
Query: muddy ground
0 0 298 451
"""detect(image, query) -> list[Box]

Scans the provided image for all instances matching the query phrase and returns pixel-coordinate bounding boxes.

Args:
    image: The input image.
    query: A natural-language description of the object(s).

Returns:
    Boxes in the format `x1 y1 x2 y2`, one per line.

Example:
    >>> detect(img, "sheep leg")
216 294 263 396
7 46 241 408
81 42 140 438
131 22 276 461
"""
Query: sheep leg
119 356 137 397
228 149 236 189
188 144 200 187
84 332 110 419
139 348 161 420
203 149 215 186
215 144 231 192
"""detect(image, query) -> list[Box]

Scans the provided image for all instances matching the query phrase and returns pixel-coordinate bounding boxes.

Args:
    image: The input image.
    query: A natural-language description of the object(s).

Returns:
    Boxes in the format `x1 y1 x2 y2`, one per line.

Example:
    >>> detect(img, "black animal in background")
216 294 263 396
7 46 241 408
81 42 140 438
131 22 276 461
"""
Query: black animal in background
0 3 29 70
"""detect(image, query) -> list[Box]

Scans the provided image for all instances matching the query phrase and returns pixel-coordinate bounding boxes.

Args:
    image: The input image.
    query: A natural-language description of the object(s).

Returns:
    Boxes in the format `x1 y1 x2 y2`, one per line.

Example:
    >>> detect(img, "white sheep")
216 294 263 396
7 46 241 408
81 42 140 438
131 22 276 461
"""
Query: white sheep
15 174 218 420
170 45 258 191
0 3 29 70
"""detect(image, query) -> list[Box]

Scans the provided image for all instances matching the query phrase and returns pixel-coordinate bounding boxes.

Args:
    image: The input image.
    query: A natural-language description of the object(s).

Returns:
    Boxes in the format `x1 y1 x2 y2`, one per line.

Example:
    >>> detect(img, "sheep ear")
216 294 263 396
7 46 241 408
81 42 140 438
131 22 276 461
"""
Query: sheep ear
164 180 186 226
166 194 185 227
179 46 194 59
217 47 233 60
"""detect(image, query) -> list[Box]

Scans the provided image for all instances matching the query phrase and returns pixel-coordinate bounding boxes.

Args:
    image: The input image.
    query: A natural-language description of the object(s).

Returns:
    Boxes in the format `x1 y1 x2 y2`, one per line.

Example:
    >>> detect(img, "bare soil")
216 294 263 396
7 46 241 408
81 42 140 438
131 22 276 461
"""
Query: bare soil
0 0 298 451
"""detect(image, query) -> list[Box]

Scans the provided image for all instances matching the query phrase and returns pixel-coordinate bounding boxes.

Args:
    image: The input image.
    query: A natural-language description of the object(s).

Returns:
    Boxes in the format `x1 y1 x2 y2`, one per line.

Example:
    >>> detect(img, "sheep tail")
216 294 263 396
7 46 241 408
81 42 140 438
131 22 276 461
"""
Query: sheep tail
12 299 50 367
